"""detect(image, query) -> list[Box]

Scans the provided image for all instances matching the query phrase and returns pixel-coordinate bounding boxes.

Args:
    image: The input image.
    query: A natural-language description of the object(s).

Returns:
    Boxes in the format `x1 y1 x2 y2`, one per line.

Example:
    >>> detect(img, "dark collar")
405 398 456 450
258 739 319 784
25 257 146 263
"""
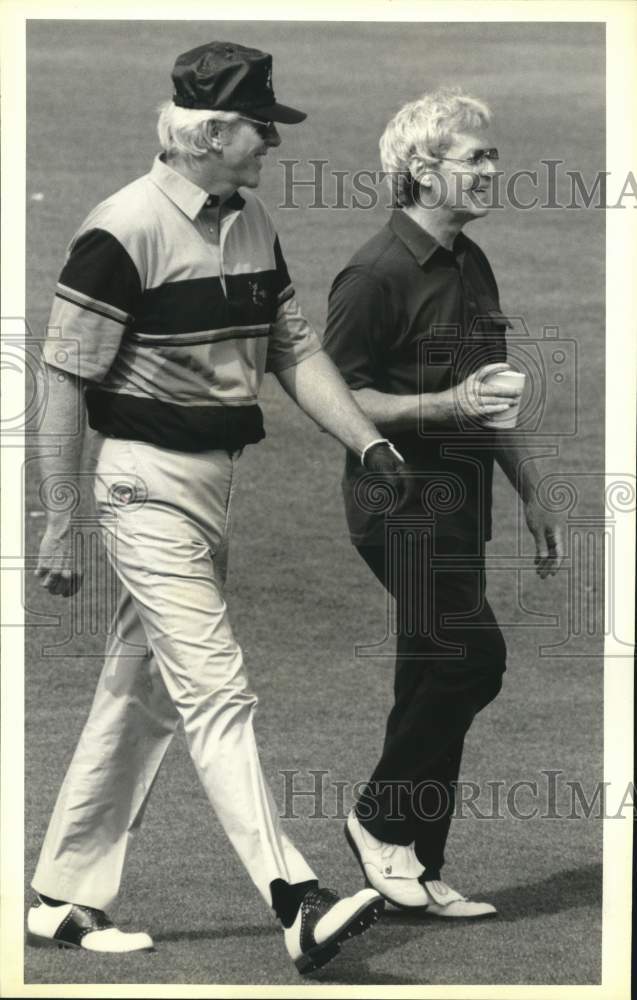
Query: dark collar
390 209 468 265
204 192 246 211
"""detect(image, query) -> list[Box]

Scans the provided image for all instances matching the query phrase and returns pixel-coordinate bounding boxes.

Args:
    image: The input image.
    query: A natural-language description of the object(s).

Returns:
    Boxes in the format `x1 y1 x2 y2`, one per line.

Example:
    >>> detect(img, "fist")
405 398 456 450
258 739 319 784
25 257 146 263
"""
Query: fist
362 440 404 475
35 523 83 598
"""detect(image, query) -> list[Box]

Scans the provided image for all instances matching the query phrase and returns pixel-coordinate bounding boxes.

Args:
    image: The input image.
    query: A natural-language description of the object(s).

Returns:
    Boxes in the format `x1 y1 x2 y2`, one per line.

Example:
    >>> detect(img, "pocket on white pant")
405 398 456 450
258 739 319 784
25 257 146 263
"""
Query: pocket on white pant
93 437 148 513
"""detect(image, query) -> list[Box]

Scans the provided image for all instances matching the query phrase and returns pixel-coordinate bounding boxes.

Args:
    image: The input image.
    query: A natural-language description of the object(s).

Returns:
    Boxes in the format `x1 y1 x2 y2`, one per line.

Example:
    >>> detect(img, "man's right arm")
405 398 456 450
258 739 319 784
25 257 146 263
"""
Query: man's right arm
350 386 450 432
323 267 519 432
35 365 87 597
352 377 517 433
34 217 144 596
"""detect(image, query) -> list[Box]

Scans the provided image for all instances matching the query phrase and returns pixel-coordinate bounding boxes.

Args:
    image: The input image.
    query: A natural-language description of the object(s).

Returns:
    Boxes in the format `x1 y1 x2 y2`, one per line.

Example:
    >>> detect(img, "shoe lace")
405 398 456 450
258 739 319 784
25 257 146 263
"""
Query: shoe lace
417 877 467 901
421 878 445 890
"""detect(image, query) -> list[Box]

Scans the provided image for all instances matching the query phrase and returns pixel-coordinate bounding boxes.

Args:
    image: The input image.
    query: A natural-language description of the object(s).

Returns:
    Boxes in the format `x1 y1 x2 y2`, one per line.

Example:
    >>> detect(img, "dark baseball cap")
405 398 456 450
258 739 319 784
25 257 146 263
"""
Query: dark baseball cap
171 41 306 124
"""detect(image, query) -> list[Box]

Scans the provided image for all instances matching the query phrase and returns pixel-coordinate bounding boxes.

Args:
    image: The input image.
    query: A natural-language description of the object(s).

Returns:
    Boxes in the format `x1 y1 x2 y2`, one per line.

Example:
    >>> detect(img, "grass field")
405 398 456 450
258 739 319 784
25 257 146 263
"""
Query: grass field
23 18 605 988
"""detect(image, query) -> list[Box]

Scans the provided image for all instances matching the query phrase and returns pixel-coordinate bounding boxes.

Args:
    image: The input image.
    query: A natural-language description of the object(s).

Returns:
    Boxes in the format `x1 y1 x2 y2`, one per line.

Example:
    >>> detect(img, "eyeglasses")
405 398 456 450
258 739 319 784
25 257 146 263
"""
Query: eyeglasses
437 148 500 167
237 116 276 139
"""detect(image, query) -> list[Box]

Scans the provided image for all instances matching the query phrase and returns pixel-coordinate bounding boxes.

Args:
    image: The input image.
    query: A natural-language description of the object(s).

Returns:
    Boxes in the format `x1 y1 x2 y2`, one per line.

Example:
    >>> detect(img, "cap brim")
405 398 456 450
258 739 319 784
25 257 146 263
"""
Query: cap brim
253 101 306 124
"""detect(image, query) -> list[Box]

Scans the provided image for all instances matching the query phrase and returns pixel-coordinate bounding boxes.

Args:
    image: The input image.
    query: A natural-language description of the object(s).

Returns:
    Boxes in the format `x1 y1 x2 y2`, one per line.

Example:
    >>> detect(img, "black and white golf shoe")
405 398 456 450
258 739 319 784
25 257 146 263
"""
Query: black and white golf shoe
26 897 154 952
283 885 383 975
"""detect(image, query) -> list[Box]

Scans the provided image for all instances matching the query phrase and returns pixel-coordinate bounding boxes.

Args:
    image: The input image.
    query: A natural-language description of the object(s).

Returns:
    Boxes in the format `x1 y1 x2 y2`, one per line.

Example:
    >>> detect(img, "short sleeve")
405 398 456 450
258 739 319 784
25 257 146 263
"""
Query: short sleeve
475 243 501 302
42 226 143 382
469 243 511 358
322 266 389 390
265 295 322 373
273 235 294 306
265 236 321 373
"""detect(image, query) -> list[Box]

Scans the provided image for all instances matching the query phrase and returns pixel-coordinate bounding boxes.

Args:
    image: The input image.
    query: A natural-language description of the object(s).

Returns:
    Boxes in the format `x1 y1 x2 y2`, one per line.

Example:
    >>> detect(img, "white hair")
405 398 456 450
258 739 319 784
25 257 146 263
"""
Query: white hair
156 100 242 158
379 87 492 207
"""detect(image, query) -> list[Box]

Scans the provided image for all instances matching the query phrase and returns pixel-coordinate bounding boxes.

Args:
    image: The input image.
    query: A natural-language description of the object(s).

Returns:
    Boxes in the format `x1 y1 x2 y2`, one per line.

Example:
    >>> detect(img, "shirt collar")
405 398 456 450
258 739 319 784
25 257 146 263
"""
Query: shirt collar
389 209 467 266
149 155 245 220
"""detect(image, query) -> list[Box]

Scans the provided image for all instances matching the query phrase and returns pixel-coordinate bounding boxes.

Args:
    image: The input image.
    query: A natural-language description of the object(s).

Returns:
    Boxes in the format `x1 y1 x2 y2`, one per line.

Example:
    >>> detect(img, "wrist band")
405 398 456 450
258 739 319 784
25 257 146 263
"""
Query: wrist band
360 438 405 468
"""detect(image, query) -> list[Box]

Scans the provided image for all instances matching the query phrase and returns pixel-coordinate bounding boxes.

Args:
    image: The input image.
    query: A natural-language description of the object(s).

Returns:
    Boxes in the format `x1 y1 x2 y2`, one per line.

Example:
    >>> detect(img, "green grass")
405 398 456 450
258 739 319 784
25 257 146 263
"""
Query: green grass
24 19 604 987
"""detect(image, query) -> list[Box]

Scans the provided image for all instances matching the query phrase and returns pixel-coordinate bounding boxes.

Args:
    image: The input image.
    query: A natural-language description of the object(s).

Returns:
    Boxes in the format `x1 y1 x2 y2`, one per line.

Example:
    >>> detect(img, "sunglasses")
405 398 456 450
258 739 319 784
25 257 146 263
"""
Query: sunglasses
437 148 499 167
237 116 277 139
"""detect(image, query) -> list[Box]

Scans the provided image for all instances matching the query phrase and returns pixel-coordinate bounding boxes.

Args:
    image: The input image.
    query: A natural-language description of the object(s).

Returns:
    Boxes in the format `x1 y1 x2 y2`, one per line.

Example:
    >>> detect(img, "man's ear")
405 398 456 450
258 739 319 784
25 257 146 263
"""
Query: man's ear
206 121 224 153
409 156 432 188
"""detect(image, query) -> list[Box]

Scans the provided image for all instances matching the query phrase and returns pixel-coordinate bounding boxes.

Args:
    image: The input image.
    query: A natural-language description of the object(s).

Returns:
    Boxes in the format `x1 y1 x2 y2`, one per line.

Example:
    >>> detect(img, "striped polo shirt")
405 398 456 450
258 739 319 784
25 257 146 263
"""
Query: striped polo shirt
43 154 322 451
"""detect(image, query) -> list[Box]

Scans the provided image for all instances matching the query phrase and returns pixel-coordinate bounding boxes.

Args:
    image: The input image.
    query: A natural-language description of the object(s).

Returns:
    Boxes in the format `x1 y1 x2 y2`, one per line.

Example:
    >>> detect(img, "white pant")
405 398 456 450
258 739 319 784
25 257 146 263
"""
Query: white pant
32 435 316 910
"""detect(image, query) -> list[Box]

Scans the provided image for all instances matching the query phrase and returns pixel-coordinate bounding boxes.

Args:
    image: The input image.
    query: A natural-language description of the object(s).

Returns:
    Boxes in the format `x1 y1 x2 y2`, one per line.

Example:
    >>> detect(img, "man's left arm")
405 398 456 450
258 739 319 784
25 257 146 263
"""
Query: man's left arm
276 347 390 459
266 241 403 473
495 437 565 579
482 250 564 580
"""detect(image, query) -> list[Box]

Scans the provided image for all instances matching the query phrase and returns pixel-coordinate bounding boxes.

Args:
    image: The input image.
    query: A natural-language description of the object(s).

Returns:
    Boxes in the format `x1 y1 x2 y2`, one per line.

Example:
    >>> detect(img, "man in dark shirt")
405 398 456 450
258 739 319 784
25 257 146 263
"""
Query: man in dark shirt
324 88 563 917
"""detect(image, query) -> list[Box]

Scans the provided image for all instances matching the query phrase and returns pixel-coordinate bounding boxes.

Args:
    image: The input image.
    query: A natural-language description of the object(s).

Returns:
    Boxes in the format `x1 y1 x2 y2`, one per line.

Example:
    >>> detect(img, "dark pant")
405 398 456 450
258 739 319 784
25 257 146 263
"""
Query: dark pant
356 532 506 877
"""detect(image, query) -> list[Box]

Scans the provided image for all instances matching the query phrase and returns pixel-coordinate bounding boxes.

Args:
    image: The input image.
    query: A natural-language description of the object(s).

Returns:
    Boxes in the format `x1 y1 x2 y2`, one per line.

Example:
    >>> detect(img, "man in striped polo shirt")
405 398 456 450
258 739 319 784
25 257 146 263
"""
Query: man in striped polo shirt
28 42 404 973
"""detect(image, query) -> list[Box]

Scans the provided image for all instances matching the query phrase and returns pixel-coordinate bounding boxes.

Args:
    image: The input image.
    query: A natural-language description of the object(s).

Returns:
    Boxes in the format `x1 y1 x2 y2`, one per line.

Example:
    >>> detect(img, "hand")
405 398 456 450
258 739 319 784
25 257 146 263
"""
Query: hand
363 440 404 474
440 363 522 424
35 519 83 597
361 440 407 506
524 497 565 579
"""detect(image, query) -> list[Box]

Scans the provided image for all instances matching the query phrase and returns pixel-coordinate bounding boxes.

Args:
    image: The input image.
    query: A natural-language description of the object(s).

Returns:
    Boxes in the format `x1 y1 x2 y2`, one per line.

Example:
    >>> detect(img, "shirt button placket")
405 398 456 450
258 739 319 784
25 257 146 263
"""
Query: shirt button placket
204 205 226 298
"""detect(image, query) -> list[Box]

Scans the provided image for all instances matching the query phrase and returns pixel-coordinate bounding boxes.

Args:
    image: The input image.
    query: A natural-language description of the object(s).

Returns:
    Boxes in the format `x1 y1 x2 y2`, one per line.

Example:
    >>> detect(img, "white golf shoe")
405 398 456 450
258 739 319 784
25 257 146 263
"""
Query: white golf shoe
418 879 497 918
283 885 383 975
345 810 496 918
345 809 429 906
27 897 155 952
